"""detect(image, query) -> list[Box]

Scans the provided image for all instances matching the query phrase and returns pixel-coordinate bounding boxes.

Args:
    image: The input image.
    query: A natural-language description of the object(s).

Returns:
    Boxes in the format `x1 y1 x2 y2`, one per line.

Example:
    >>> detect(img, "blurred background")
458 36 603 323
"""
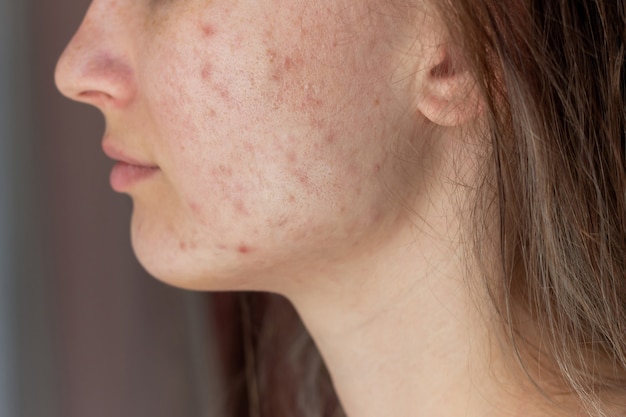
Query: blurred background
1 1 232 416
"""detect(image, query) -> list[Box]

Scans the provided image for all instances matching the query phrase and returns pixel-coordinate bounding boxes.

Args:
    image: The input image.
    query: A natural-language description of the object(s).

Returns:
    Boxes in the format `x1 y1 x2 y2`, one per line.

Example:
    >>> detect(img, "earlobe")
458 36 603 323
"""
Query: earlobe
416 46 483 127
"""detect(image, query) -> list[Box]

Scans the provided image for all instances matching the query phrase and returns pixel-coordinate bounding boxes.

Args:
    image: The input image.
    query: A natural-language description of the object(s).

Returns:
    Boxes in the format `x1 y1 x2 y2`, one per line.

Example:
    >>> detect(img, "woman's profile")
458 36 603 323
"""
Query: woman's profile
55 0 626 416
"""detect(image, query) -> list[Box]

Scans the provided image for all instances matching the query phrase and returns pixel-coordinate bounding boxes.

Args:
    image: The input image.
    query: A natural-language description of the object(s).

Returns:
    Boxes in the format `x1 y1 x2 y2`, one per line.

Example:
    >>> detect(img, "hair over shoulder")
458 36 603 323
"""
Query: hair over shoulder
434 0 626 414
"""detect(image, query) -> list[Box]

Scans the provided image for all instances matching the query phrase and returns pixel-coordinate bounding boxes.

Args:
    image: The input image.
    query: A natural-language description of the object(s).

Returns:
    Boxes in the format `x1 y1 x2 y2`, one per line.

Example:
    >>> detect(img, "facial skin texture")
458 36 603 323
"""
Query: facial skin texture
56 0 434 291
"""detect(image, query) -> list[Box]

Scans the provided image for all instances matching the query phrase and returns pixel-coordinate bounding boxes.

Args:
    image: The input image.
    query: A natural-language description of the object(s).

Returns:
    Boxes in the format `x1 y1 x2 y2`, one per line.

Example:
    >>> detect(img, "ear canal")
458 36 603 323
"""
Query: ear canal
416 47 483 127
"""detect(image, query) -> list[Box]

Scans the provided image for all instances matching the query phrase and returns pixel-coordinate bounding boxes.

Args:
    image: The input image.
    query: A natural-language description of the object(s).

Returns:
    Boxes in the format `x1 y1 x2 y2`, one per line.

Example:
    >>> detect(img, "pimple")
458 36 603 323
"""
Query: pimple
238 245 253 254
200 23 216 38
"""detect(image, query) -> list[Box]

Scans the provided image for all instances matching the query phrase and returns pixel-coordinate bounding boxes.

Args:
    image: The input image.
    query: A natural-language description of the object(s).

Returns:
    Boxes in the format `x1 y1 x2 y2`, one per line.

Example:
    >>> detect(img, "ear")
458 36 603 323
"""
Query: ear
416 45 483 127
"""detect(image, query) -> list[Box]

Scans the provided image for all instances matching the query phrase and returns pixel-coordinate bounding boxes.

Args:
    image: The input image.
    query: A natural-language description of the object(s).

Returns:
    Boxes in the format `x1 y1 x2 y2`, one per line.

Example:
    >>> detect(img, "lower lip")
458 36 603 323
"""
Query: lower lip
110 162 159 192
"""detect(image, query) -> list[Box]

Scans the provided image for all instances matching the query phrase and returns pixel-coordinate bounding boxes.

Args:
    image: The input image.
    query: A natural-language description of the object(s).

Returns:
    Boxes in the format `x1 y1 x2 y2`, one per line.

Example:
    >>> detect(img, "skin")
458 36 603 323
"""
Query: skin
56 0 434 291
56 1 571 416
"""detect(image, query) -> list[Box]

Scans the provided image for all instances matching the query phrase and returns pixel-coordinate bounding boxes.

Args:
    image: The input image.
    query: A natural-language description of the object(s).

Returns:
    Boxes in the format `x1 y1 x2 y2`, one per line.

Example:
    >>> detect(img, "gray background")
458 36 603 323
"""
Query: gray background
0 1 229 416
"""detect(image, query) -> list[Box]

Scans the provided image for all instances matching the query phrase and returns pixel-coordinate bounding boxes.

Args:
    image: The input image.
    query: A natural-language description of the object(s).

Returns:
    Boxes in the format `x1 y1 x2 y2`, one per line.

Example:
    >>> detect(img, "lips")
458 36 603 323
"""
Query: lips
102 142 159 192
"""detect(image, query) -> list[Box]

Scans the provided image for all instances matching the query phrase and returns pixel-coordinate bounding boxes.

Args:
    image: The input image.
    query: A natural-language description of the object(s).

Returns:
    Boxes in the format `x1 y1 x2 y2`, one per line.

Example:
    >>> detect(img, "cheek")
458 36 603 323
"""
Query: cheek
141 5 406 255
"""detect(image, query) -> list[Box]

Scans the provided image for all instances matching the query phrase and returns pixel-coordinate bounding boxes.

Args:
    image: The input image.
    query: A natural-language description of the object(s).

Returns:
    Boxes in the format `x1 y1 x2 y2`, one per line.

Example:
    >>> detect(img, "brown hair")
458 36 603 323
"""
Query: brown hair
437 0 626 414
238 1 626 416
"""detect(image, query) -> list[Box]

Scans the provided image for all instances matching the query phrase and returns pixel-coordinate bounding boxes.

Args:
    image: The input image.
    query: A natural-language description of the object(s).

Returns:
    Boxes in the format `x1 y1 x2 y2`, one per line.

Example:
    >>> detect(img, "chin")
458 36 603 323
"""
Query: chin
129 235 263 292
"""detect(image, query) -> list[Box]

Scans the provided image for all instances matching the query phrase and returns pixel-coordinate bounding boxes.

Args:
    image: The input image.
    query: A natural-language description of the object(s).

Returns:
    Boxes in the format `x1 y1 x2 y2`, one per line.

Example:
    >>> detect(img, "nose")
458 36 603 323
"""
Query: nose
55 1 137 110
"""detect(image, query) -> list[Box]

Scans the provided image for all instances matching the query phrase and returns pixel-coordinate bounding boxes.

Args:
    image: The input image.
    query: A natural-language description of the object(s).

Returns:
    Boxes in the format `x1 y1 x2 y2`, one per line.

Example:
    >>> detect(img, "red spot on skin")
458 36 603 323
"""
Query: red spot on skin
283 56 294 71
238 245 253 254
179 241 187 250
233 199 249 215
374 163 381 173
325 132 336 144
201 63 212 80
288 194 296 203
243 142 254 153
190 202 202 216
201 23 216 38
287 150 297 163
214 83 231 102
296 171 310 186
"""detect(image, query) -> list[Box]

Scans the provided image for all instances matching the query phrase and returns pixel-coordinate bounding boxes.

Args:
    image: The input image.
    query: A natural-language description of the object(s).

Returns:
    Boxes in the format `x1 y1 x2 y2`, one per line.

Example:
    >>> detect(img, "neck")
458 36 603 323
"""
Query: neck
284 161 562 417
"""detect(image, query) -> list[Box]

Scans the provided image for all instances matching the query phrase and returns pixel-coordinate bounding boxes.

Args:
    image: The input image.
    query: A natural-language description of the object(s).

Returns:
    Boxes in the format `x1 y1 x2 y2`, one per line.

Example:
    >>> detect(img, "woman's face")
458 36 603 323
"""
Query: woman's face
56 0 431 291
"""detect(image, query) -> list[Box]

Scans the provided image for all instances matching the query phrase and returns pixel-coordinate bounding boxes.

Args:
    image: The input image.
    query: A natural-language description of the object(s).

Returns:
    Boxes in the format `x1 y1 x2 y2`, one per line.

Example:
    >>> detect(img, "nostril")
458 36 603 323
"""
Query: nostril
78 90 115 101
55 49 137 109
